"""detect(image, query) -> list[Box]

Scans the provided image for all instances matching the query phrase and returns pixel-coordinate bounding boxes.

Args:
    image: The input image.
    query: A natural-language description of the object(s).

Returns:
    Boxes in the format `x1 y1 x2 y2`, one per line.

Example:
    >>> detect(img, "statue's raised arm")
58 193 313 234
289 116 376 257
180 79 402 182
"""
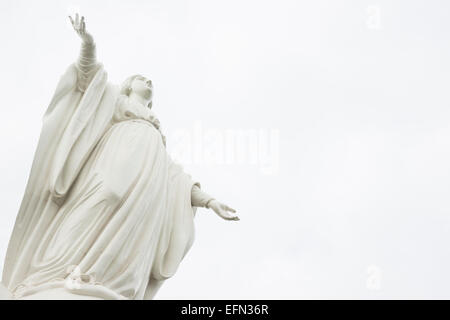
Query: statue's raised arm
69 14 99 92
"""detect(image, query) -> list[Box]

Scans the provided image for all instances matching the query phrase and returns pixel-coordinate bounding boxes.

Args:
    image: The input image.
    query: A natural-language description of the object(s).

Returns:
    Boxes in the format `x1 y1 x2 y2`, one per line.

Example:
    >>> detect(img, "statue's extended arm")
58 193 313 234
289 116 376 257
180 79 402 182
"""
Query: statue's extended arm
191 184 239 221
191 184 215 208
69 14 99 92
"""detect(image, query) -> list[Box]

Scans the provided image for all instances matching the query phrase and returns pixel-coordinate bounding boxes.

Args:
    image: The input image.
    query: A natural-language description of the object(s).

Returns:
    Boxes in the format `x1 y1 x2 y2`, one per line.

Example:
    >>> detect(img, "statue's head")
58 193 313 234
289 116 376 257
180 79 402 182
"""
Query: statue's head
120 74 153 109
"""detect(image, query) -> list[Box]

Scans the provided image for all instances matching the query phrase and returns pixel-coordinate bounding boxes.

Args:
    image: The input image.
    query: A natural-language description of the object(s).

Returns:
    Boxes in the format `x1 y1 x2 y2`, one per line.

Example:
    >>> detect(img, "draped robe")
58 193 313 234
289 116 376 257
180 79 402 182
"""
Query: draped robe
1 64 198 299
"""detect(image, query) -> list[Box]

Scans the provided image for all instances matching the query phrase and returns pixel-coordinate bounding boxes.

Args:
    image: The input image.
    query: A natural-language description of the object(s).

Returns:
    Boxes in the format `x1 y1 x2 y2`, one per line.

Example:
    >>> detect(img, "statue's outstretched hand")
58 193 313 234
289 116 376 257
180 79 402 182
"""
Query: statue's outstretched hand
69 13 93 44
208 200 239 221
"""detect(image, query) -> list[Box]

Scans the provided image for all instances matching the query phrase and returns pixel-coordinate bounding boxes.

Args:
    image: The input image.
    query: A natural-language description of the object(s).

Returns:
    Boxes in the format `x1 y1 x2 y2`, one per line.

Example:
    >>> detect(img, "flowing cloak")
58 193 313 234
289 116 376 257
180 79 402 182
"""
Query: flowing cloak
1 64 198 299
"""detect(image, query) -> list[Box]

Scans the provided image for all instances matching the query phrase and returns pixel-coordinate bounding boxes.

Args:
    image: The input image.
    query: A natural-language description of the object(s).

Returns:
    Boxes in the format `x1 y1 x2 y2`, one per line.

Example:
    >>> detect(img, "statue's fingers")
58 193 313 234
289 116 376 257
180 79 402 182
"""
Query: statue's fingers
69 16 74 26
81 20 86 34
217 210 230 220
229 213 240 220
220 211 239 221
75 13 79 25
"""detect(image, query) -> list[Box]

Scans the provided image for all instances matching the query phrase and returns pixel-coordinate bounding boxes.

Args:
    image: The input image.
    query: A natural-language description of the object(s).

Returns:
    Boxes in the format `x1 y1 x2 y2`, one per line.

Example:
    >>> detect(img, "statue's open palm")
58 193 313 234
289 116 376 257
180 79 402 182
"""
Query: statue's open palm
208 200 239 221
69 13 93 44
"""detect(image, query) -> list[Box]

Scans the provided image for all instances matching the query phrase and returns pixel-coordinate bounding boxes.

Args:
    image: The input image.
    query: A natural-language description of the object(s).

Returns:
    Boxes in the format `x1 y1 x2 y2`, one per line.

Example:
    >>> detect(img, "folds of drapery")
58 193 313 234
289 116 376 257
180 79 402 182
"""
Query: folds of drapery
145 160 198 299
2 63 198 299
2 63 115 291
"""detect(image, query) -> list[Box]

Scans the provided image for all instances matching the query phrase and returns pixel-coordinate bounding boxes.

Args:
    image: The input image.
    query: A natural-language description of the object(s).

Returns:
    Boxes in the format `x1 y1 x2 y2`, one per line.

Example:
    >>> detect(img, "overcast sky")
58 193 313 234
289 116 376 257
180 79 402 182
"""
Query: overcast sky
1 0 450 299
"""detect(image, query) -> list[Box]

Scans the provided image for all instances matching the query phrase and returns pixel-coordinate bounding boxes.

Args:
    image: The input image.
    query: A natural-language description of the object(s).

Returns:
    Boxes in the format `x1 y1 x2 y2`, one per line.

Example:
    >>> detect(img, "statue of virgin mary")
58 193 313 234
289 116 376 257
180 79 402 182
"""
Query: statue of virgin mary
0 14 239 300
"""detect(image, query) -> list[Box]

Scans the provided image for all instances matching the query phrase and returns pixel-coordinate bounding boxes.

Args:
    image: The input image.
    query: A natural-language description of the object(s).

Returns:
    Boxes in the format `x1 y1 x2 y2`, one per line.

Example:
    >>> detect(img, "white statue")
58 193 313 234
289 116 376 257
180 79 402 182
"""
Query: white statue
0 14 238 300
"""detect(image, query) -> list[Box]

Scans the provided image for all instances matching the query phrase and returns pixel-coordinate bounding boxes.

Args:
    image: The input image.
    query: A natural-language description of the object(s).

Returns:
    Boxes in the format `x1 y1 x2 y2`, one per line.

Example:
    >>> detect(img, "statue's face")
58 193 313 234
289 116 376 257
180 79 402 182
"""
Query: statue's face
130 76 153 103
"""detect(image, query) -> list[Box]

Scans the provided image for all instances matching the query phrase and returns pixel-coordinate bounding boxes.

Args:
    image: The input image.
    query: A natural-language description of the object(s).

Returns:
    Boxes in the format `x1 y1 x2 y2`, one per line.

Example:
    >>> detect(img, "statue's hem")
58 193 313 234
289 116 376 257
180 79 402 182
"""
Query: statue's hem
13 280 128 300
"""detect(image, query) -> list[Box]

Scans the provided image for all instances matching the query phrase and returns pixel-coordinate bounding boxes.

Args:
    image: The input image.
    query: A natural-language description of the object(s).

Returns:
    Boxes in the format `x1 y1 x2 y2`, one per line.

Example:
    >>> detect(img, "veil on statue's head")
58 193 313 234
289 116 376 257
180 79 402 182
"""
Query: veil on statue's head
120 74 153 110
119 74 166 147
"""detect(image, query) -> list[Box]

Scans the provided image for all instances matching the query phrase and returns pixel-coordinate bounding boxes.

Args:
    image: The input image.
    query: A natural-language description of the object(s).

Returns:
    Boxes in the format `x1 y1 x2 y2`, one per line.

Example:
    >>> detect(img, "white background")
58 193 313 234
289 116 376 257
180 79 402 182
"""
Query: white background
1 0 450 299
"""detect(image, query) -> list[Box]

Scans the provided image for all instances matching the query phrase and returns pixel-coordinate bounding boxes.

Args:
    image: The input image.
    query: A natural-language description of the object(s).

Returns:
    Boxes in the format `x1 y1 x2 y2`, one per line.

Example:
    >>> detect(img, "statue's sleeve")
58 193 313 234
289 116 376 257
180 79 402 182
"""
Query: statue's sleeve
76 41 100 92
46 64 118 202
191 184 215 208
2 64 116 289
